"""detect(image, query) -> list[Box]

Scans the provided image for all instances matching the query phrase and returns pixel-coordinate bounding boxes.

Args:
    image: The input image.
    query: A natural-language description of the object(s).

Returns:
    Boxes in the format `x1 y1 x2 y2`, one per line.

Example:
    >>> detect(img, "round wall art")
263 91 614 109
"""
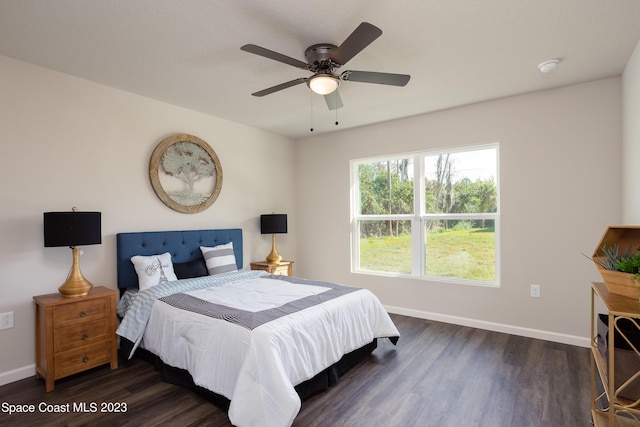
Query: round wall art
149 134 223 214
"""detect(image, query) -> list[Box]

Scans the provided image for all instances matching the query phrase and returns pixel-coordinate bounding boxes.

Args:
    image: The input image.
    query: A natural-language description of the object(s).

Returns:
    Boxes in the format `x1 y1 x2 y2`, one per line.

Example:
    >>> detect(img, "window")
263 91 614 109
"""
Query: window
351 145 499 286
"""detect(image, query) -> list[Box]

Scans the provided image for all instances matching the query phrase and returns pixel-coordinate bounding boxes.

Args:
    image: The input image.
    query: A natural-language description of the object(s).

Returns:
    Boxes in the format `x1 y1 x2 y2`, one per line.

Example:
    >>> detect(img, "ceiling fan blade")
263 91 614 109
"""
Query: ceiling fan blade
341 70 410 86
324 91 343 110
241 44 309 70
330 22 382 66
251 78 307 97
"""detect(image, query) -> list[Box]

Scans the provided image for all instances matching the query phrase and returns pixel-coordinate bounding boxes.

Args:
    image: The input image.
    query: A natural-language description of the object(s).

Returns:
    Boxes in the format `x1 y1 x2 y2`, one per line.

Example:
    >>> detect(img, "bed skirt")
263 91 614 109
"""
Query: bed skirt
119 338 377 410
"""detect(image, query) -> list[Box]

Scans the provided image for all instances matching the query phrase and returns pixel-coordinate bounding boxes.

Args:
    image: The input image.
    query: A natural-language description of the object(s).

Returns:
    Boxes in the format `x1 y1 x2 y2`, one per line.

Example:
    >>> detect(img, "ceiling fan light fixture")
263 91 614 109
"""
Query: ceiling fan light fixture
308 74 339 95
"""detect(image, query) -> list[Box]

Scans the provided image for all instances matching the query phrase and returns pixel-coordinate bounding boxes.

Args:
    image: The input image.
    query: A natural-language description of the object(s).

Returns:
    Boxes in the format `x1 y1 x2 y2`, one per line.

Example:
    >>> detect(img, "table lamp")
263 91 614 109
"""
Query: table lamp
260 214 287 264
44 208 101 297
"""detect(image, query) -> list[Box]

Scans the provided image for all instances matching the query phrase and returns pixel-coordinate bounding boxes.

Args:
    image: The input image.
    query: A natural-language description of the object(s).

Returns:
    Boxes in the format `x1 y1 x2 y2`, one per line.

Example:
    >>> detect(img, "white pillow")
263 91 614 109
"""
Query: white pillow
130 252 178 291
200 242 238 275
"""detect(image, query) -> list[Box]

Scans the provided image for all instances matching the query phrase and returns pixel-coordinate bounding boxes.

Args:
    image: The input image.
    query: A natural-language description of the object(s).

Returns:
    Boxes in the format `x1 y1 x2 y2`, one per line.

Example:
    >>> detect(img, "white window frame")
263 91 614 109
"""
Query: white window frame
350 144 500 287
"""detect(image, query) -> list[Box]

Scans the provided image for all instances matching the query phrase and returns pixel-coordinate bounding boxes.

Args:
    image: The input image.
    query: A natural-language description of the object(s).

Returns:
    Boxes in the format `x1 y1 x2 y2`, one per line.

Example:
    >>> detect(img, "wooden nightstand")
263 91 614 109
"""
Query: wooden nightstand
250 260 293 276
33 286 118 392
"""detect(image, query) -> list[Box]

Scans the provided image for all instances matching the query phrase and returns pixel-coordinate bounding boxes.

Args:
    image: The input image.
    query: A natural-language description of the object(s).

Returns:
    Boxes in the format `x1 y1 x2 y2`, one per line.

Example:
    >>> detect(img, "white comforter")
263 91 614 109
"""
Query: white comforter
120 272 399 427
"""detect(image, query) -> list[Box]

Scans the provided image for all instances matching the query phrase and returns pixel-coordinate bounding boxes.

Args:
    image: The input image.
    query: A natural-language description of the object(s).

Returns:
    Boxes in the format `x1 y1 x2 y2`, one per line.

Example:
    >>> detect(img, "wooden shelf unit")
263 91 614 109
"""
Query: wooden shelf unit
591 281 640 426
33 286 118 392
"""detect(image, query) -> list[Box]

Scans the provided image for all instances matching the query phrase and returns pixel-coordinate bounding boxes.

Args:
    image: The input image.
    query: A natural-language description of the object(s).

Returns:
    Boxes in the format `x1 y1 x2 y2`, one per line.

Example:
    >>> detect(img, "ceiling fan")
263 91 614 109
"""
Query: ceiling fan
240 22 410 110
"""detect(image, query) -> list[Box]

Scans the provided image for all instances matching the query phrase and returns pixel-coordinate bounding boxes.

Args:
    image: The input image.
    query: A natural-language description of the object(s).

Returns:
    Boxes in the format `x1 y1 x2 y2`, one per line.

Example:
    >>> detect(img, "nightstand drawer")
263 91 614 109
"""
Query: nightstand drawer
54 341 112 379
54 319 109 353
53 298 108 328
250 260 293 276
271 265 290 275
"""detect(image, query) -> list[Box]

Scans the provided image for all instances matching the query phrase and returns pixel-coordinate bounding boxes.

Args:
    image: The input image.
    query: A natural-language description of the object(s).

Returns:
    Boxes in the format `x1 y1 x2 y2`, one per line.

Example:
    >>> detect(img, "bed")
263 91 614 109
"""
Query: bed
115 228 399 427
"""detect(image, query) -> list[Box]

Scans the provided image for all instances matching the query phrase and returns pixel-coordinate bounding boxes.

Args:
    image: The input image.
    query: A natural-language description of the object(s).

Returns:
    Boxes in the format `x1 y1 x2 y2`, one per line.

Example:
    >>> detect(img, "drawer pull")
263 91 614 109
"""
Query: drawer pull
82 355 89 363
81 333 88 340
80 310 87 318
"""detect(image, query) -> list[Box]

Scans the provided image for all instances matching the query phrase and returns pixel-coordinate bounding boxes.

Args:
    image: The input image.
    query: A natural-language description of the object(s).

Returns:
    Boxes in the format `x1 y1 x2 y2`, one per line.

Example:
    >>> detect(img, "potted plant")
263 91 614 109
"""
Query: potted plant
593 244 640 300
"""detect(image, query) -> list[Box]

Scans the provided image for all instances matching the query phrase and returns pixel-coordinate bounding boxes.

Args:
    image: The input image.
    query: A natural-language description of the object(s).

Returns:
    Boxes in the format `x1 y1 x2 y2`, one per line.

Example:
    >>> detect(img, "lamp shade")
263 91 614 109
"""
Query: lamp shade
44 211 102 247
260 214 287 234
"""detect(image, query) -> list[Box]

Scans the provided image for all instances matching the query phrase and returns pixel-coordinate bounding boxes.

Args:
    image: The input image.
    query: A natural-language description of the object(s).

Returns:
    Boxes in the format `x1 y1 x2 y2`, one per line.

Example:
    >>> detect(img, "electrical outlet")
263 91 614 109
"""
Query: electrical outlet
530 284 541 298
0 312 14 330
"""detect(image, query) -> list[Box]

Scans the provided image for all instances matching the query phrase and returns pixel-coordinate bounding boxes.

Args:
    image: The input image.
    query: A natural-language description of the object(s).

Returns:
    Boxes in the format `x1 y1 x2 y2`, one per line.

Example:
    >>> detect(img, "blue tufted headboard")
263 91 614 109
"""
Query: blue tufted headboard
116 228 243 290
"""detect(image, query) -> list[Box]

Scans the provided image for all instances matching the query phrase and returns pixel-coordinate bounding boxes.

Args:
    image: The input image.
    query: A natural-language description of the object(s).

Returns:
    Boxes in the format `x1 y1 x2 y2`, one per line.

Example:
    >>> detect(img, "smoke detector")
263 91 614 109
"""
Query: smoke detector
538 59 560 73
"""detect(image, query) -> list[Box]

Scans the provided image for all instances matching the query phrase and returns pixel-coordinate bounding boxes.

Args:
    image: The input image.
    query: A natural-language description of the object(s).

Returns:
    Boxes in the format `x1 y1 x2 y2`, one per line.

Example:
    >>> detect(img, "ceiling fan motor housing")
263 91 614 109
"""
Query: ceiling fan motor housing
304 43 338 72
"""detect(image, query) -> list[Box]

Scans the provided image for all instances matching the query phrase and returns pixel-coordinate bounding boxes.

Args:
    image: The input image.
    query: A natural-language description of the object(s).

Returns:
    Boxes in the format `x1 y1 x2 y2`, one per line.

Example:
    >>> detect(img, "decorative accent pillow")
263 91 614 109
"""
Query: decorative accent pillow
130 252 178 290
173 259 208 280
200 242 238 275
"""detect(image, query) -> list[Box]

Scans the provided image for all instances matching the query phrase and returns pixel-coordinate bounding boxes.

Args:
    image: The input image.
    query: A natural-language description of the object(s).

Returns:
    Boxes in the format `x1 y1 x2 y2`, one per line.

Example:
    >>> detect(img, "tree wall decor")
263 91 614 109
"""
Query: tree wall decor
149 134 223 213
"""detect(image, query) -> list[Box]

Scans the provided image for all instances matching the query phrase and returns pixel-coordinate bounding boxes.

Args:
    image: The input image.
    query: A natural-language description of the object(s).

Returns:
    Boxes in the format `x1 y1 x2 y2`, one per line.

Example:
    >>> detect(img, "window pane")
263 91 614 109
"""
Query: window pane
425 219 495 281
424 148 497 214
359 220 412 274
358 159 414 215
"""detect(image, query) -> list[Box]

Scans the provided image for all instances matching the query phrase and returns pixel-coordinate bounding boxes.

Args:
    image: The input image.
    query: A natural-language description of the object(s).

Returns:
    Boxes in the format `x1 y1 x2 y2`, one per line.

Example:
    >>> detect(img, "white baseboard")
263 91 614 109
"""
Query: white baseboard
0 364 35 387
385 305 591 348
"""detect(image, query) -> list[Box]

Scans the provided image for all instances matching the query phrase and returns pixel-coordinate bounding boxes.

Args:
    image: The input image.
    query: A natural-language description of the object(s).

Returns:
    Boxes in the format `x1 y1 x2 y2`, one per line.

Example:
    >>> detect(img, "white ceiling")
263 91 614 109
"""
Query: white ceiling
1 0 639 139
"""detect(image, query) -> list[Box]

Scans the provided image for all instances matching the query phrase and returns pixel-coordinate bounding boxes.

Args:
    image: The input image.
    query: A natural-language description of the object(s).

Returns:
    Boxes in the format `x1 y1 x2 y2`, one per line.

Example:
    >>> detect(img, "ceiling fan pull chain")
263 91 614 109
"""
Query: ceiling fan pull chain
335 93 339 126
310 91 314 132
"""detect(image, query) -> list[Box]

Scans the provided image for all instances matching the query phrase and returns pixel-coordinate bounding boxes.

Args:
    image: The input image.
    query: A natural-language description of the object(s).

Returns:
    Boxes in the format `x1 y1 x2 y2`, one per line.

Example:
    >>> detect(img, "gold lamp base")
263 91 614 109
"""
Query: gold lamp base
58 246 94 297
265 234 282 264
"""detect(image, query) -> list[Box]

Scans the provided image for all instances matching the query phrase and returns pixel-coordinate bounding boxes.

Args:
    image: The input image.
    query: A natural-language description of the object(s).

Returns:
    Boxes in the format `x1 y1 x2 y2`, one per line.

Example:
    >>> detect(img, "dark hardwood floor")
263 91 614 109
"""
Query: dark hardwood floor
0 314 592 426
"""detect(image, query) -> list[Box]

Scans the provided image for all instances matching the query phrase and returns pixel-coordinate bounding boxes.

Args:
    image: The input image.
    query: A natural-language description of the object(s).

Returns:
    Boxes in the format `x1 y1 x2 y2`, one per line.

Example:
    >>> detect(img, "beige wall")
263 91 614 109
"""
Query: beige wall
623 40 640 223
295 78 622 345
0 55 297 384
